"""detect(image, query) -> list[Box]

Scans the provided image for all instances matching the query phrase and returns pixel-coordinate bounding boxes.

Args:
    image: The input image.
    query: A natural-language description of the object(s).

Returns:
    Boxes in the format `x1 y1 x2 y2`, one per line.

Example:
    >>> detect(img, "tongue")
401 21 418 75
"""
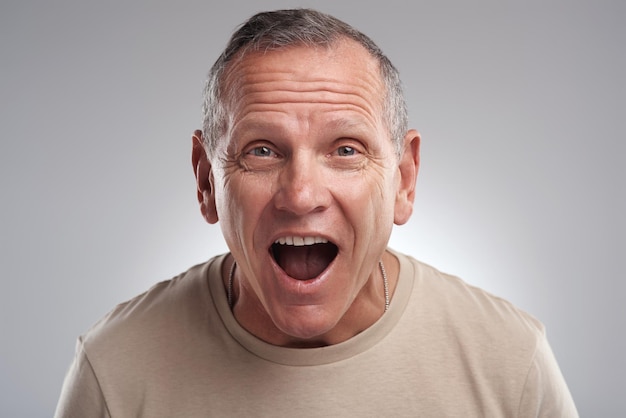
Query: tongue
275 244 335 280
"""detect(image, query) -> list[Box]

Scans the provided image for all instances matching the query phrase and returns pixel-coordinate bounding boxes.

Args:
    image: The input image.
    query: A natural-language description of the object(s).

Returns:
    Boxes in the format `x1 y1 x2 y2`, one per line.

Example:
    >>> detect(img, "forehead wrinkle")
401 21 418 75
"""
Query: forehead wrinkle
229 104 372 137
231 81 384 132
241 97 379 124
221 41 387 145
224 45 384 93
230 101 381 143
228 42 383 85
240 69 383 99
240 71 382 93
244 85 379 111
230 75 383 109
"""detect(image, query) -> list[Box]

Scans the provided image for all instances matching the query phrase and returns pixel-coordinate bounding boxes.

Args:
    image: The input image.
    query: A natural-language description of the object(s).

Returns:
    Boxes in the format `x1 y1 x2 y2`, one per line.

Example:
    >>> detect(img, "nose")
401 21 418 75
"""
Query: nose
273 153 331 216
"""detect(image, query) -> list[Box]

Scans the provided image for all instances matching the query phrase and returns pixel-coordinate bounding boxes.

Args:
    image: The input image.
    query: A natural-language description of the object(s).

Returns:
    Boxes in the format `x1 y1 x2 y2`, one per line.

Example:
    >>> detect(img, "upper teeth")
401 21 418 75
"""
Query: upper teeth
274 236 328 246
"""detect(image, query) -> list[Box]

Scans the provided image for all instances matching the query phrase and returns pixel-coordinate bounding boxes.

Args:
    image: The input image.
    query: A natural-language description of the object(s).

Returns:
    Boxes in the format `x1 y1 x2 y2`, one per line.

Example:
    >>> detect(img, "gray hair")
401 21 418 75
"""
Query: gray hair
202 8 408 159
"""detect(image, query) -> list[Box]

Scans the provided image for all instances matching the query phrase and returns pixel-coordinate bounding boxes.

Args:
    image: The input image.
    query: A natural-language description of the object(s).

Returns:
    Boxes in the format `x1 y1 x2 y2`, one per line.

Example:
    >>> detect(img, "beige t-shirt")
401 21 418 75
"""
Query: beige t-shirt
55 251 578 417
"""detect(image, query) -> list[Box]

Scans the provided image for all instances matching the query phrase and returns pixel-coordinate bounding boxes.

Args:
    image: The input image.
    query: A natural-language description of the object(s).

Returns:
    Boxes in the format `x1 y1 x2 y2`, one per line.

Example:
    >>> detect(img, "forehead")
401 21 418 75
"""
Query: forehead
221 39 386 119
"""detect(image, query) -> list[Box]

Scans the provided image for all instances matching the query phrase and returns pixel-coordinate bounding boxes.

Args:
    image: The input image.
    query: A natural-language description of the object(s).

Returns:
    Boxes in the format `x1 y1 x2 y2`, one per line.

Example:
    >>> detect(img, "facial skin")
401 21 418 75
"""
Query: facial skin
193 39 420 347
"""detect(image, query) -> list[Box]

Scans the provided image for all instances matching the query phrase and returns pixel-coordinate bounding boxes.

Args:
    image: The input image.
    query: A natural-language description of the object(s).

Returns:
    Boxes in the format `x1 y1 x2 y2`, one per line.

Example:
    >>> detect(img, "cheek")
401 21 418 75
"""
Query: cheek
218 174 273 239
333 171 396 227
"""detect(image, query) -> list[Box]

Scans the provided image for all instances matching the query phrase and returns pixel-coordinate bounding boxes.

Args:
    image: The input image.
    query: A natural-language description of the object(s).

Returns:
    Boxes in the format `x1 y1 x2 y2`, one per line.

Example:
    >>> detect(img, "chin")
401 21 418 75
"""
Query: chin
271 304 342 343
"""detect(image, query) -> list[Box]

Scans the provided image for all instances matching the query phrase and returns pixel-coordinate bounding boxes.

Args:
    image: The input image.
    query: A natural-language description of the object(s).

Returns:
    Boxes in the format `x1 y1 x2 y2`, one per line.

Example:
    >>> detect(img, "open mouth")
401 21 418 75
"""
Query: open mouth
270 236 339 281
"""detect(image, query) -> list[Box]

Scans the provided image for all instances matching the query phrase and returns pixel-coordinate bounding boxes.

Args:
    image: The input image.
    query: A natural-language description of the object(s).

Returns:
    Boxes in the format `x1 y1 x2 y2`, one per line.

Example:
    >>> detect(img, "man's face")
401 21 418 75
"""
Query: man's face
196 40 418 345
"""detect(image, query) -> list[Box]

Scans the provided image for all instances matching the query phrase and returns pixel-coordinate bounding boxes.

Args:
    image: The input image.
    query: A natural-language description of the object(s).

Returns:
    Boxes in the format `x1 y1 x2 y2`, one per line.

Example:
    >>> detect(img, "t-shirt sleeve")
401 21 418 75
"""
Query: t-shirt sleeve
517 334 579 418
54 337 111 418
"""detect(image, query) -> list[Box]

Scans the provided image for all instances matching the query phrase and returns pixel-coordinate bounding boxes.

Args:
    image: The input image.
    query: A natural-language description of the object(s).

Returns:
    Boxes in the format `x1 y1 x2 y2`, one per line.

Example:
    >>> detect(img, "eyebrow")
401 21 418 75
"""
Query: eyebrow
230 117 292 139
324 118 371 134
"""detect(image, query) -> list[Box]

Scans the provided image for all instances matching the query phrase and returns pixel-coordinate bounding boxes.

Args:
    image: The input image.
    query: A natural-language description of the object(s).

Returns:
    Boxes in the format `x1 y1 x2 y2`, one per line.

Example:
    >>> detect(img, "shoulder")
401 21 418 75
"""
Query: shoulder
394 251 546 374
81 257 222 361
57 256 231 414
401 251 544 338
391 251 578 416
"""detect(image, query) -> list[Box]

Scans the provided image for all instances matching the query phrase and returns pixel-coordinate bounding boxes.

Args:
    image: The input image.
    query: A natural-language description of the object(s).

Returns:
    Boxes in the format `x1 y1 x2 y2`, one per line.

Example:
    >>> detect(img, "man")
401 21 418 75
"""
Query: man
55 8 578 417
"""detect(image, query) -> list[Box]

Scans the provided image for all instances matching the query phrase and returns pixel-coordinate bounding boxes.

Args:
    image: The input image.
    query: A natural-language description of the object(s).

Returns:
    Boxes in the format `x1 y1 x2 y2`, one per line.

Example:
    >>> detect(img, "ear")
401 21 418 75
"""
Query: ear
394 129 421 225
192 130 219 224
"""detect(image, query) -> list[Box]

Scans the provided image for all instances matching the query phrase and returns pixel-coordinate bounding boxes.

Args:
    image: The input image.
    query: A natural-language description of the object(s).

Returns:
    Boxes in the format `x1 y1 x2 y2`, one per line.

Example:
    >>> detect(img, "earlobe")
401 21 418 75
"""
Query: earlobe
192 130 219 224
394 129 420 225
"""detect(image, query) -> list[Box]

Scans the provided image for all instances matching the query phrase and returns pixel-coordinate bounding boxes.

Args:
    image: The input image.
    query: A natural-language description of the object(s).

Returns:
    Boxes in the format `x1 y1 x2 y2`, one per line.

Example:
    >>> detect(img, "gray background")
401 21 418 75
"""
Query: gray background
1 0 623 416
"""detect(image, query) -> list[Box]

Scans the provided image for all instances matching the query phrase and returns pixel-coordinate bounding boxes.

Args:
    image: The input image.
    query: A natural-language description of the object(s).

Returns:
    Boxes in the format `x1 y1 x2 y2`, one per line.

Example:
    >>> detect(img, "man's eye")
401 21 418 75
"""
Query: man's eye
336 146 356 157
247 146 275 157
